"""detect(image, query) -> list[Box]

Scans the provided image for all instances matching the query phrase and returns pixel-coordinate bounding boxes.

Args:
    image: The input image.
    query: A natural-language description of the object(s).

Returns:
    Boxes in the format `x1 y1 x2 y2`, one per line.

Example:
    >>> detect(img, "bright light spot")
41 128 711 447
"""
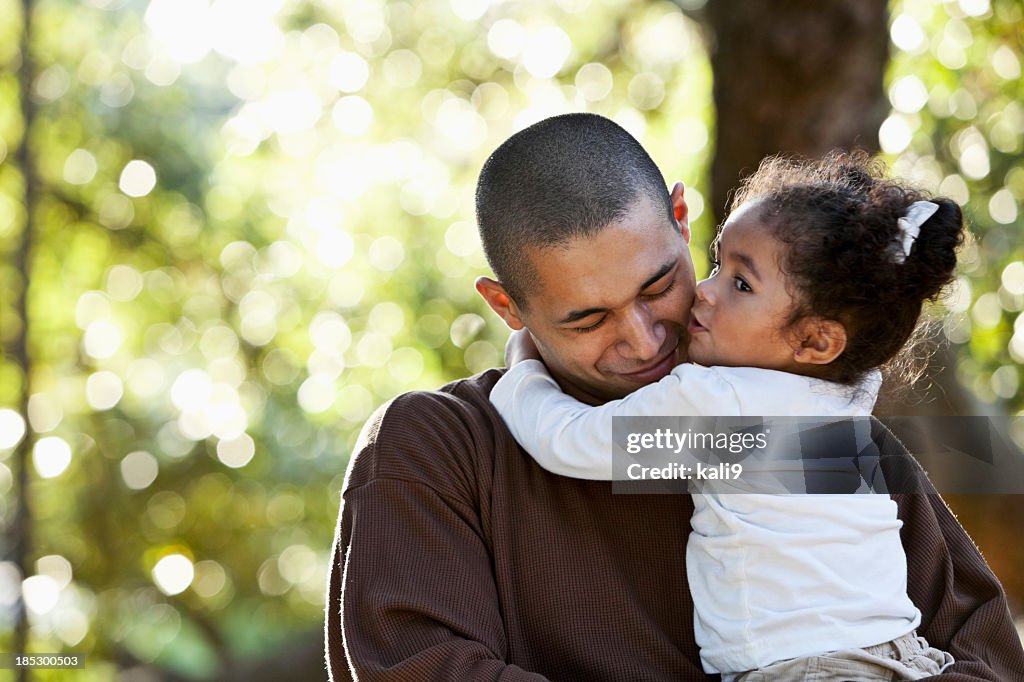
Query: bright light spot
972 292 1002 329
106 264 144 301
388 347 425 384
121 450 159 490
628 72 665 110
152 554 194 596
356 332 392 368
575 63 613 102
36 555 73 590
451 0 490 21
86 371 124 410
329 51 369 92
27 394 62 433
145 0 212 63
239 290 279 346
297 376 335 413
278 544 317 584
98 193 135 229
0 410 26 449
216 433 255 468
945 277 972 314
992 365 1019 399
200 326 239 359
487 19 524 60
315 149 370 200
889 75 929 114
959 141 990 180
1003 262 1024 296
209 0 283 64
263 88 322 134
450 313 485 348
0 562 20 607
368 302 404 336
992 45 1022 80
523 25 571 79
337 384 374 423
119 160 157 197
64 149 98 185
368 236 404 271
310 313 352 353
939 174 970 206
54 605 90 646
207 387 248 440
332 96 374 137
22 575 60 615
146 55 181 86
382 50 422 88
435 98 488 155
959 0 990 15
445 220 481 257
33 437 72 479
937 41 967 71
890 15 925 52
879 115 913 154
171 369 213 411
192 560 227 598
687 187 706 221
989 189 1018 225
126 358 167 399
613 108 647 142
315 230 355 268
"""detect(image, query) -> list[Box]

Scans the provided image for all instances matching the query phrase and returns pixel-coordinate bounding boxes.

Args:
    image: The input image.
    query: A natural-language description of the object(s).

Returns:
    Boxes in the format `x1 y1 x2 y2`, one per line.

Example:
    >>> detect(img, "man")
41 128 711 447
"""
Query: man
325 114 1023 680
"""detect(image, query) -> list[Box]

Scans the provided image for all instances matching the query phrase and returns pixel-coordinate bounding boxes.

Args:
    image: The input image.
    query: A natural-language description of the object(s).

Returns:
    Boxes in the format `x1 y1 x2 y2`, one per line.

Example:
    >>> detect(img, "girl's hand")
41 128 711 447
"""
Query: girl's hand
505 329 541 367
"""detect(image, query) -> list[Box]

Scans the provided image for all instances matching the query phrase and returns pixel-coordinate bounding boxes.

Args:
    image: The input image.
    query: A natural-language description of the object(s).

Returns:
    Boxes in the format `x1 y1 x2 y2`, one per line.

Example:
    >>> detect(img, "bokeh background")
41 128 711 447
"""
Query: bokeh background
0 0 1022 679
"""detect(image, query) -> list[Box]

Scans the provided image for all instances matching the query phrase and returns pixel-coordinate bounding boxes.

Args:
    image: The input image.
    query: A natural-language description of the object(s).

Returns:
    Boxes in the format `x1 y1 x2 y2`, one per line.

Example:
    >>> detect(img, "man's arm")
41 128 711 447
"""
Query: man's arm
878 422 1024 680
324 391 553 682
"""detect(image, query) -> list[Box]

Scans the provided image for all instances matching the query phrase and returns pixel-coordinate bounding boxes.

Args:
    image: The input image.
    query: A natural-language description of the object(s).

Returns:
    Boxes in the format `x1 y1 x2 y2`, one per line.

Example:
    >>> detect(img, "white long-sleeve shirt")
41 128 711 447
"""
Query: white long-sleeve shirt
490 360 921 675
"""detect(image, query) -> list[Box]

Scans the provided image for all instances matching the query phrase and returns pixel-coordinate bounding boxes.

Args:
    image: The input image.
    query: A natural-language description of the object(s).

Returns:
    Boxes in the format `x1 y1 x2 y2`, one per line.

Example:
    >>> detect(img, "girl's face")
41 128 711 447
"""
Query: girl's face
687 201 804 372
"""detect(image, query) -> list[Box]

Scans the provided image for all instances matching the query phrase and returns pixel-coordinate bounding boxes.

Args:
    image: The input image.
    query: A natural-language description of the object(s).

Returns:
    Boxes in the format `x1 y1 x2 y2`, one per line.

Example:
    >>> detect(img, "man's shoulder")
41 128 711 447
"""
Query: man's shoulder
344 369 511 496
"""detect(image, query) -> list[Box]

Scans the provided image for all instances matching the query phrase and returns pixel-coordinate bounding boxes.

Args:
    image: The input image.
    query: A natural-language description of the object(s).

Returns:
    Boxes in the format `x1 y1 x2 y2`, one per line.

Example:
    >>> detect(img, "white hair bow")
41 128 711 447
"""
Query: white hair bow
894 200 939 263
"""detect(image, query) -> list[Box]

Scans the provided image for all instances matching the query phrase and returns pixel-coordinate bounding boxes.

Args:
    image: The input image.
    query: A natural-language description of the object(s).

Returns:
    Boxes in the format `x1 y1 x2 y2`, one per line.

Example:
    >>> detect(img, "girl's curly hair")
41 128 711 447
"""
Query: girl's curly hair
726 150 965 385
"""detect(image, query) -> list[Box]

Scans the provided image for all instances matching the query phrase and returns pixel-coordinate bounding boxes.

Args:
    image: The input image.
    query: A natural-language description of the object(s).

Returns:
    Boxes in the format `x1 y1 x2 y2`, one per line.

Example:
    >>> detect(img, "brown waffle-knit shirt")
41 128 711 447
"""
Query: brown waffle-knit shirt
325 370 1024 681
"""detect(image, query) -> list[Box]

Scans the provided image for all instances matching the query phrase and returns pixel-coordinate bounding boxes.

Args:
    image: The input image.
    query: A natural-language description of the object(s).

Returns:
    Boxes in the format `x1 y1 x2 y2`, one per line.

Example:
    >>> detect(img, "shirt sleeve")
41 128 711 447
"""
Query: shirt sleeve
325 393 554 682
489 359 741 480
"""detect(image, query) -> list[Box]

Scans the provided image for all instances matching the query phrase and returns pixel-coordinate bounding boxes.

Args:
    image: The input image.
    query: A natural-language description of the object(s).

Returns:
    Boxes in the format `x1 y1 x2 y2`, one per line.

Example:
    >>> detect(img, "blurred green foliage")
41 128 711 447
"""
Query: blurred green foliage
0 0 1019 679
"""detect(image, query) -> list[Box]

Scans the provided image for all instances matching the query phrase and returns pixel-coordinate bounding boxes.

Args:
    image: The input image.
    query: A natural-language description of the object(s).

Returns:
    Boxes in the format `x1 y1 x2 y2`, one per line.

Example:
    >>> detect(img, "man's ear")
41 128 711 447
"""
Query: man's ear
475 276 526 330
792 318 847 366
670 181 691 244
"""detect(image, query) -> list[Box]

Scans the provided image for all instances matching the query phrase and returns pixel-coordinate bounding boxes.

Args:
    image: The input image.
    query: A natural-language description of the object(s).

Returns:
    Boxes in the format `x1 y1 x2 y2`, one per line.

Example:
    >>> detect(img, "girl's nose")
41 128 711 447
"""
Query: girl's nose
695 278 714 305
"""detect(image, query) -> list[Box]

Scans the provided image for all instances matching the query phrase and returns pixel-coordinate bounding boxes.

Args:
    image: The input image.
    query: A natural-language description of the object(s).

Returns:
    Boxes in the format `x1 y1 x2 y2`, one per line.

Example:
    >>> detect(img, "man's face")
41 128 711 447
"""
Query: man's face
516 196 695 404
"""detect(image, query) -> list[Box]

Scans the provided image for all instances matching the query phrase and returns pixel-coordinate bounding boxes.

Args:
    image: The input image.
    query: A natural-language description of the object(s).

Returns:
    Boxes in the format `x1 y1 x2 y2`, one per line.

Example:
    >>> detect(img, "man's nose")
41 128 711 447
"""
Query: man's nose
616 305 664 360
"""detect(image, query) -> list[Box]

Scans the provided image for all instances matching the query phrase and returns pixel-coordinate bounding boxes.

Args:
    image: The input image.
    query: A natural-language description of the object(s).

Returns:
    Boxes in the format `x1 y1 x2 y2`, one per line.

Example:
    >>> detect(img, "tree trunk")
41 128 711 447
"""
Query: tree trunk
698 0 890 222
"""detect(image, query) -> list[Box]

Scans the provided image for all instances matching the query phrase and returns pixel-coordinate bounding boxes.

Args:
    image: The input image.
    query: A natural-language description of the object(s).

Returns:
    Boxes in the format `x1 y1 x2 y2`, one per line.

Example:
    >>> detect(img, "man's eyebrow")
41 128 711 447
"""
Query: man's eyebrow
557 262 675 325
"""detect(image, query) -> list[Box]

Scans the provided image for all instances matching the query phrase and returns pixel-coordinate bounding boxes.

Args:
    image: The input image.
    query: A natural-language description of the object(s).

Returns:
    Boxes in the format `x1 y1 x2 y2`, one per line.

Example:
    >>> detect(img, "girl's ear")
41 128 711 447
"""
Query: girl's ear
792 318 847 365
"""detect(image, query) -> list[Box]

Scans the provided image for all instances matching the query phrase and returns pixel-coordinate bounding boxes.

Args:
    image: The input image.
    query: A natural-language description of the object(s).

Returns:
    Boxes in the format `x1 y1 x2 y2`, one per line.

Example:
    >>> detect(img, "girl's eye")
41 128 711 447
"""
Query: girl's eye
734 277 752 293
573 317 605 334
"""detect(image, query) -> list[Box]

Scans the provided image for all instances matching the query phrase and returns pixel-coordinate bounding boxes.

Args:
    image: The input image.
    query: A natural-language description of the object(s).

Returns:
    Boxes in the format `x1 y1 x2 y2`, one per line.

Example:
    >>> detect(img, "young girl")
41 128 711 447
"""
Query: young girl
489 151 965 681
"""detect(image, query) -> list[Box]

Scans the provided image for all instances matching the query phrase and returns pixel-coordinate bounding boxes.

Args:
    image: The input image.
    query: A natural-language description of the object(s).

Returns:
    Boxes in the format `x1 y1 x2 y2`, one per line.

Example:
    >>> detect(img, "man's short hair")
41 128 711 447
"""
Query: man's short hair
475 113 674 306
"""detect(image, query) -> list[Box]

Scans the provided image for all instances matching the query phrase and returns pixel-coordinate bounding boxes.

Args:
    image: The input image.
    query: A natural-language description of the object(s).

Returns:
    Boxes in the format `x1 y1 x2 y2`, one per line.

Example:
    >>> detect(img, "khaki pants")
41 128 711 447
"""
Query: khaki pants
730 631 954 681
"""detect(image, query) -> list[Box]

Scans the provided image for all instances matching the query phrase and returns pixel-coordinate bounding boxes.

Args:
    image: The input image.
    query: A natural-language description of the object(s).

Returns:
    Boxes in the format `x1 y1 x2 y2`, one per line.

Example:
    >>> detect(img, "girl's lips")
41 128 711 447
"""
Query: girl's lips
688 314 708 335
